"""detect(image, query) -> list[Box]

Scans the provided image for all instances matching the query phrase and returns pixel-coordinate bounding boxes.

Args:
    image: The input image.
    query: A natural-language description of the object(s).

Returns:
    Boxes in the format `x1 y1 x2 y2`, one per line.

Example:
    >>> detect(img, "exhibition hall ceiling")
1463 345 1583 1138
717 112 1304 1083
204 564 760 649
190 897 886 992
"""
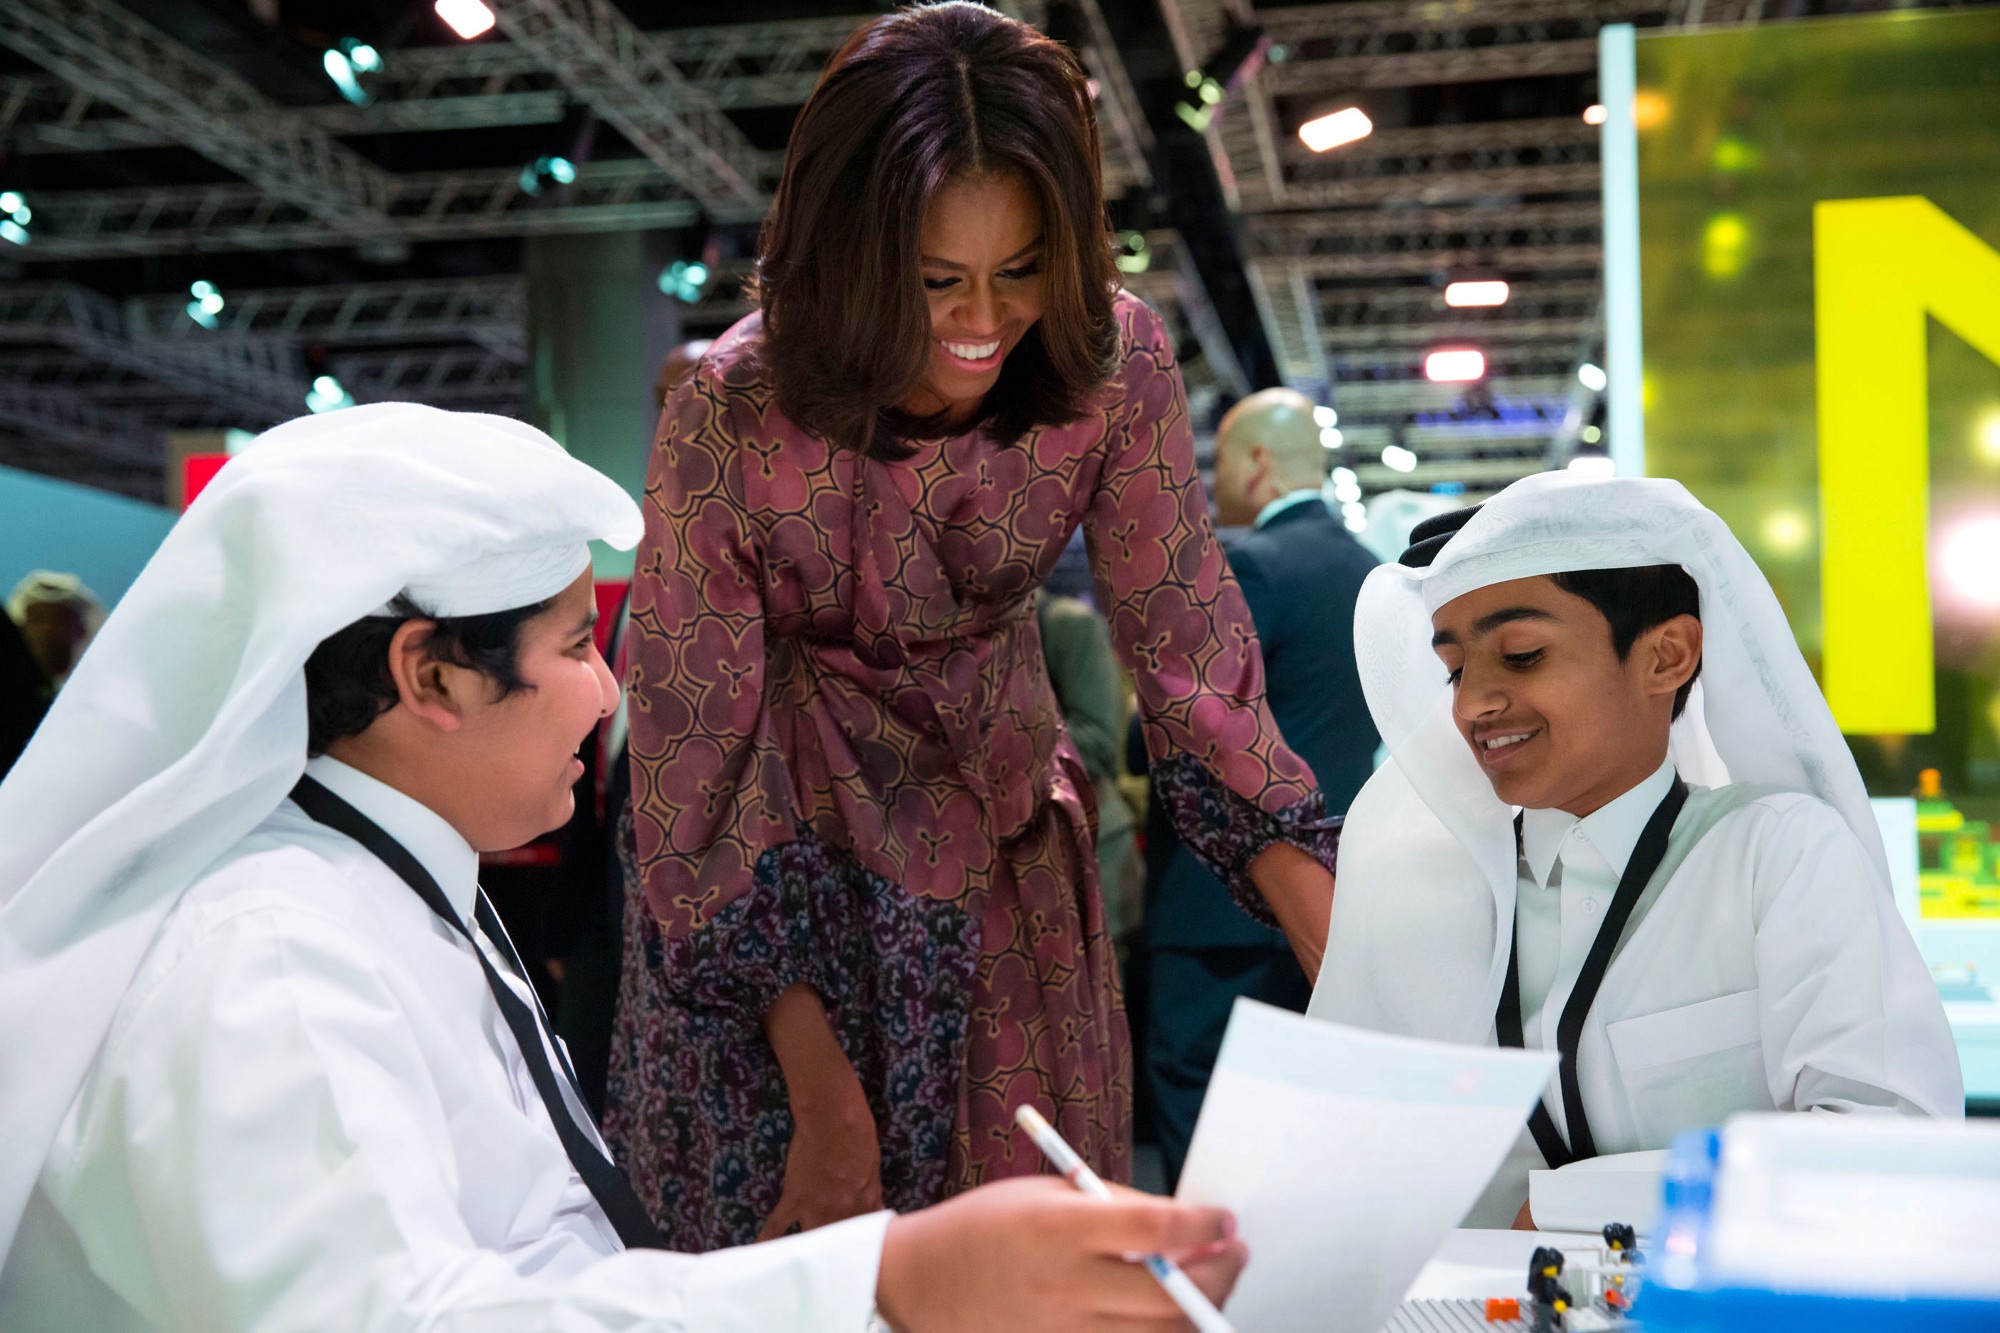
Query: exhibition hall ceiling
0 0 1973 502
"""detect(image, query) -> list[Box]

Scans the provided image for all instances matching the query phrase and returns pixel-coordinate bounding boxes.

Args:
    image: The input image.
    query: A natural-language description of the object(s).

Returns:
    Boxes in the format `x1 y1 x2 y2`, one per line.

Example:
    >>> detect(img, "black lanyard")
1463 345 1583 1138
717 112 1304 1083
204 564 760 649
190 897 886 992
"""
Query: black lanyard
1497 776 1688 1168
289 775 665 1250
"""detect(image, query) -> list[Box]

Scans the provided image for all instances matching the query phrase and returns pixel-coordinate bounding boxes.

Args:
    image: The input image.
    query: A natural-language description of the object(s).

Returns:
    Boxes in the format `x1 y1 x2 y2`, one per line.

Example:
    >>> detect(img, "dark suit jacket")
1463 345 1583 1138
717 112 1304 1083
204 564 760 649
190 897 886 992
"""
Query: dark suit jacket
1139 498 1380 950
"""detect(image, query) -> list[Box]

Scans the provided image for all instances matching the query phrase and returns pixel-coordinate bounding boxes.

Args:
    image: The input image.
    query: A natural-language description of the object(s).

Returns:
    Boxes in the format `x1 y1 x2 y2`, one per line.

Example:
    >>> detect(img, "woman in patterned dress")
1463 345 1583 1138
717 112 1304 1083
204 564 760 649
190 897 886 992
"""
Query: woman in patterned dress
606 1 1340 1252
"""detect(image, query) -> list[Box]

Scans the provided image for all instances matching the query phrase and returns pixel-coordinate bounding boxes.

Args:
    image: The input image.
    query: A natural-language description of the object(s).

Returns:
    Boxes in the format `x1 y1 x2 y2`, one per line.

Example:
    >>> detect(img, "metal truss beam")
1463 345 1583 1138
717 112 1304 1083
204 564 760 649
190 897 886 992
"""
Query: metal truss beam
1332 374 1570 413
1 73 570 153
332 348 525 410
1282 245 1602 278
1279 162 1601 210
10 159 700 261
1254 199 1602 241
1244 260 1330 389
1268 39 1598 93
135 277 528 364
1259 0 1669 94
1321 316 1597 349
0 283 304 418
1348 453 1551 490
1280 117 1600 167
1246 203 1602 273
0 0 394 230
489 0 772 218
0 385 165 470
1120 231 1249 398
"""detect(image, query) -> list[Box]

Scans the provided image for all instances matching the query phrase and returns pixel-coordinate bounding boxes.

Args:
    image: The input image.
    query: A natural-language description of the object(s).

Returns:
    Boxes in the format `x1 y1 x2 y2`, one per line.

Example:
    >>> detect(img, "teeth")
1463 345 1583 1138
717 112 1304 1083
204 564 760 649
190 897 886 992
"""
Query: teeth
1482 733 1533 751
942 338 1001 361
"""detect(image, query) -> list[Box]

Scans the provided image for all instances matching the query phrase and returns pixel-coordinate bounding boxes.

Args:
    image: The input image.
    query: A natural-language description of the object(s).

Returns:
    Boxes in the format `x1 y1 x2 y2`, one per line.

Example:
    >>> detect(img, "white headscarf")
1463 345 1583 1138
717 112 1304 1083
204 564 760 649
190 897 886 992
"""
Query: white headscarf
0 404 641 1257
1310 471 1881 1038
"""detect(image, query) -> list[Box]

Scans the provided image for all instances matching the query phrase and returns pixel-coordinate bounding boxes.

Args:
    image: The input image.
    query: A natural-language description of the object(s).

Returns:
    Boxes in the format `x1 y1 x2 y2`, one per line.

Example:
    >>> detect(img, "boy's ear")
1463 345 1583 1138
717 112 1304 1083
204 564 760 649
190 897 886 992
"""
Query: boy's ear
1641 613 1704 701
385 620 468 733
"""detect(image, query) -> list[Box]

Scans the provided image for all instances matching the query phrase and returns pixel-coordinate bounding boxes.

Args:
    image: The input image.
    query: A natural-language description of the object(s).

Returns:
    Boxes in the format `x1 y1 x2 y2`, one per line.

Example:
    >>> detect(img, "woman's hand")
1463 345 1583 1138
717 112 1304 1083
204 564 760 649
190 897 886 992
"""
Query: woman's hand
876 1177 1247 1333
759 982 885 1240
1247 841 1333 983
758 1077 884 1240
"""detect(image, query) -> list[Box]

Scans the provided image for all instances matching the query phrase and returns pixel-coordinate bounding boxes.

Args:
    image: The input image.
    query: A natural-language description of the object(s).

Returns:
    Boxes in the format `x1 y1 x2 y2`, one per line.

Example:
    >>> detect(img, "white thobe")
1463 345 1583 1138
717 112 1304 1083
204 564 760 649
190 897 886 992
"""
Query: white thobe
0 756 888 1332
1316 762 1961 1226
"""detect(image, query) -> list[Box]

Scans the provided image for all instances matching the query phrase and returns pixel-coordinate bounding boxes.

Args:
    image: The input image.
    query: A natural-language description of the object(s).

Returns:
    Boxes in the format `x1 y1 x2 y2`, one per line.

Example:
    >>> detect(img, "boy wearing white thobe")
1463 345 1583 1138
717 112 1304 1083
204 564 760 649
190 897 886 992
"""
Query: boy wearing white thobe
0 406 1243 1332
1312 474 1960 1227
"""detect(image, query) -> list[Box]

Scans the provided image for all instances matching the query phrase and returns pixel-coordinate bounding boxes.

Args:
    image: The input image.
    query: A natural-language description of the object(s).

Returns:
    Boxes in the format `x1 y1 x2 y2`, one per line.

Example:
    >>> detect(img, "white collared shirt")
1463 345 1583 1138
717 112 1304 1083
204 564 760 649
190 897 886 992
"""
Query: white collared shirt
1447 766 1962 1226
1 755 888 1333
1514 758 1680 1066
1252 488 1329 530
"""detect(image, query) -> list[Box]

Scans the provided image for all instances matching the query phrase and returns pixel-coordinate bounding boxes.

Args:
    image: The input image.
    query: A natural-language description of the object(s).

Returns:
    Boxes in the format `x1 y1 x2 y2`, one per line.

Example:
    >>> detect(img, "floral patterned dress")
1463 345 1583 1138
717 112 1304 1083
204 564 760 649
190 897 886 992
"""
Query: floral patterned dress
606 292 1340 1250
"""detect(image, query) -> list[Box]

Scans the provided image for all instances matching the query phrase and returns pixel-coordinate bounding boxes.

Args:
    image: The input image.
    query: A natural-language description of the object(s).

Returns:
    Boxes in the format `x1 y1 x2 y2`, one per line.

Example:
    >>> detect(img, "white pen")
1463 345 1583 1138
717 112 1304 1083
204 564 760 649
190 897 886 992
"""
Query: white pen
1013 1104 1237 1333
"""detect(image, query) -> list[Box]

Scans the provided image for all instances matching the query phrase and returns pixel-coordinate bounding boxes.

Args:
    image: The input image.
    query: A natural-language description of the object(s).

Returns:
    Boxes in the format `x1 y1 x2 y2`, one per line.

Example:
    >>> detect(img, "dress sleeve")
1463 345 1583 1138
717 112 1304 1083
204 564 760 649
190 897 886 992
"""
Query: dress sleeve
1085 298 1341 923
626 373 830 1019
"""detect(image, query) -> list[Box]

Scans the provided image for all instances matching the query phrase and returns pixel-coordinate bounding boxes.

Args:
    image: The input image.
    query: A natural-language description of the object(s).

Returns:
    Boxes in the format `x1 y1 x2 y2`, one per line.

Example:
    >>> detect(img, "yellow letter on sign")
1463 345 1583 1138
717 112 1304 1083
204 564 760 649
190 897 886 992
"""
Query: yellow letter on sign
1815 197 2000 735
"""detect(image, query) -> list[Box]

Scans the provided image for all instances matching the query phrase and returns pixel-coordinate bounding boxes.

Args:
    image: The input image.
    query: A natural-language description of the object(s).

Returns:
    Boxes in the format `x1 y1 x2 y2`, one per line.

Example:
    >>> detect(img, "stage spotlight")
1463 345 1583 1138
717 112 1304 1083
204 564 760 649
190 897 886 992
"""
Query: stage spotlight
518 155 577 196
1175 22 1269 133
658 260 712 303
1320 427 1343 449
1568 448 1615 477
1381 445 1417 473
186 280 225 330
436 0 497 39
1443 280 1509 308
1115 231 1151 275
1939 514 2000 610
323 39 382 107
1313 405 1338 428
306 375 355 414
1424 348 1485 383
1299 107 1372 153
1578 363 1608 392
0 191 26 246
1583 104 1608 126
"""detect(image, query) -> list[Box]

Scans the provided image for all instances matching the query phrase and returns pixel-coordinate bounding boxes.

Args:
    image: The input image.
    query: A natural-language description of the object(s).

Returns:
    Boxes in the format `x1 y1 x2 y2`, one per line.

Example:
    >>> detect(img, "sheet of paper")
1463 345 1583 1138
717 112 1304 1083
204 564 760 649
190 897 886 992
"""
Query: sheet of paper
1176 1000 1559 1333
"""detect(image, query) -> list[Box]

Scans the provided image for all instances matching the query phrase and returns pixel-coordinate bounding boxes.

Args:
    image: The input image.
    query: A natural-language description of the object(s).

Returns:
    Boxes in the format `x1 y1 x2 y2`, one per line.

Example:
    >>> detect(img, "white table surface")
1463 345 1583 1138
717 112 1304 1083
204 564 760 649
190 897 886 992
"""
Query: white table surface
1402 1229 1604 1302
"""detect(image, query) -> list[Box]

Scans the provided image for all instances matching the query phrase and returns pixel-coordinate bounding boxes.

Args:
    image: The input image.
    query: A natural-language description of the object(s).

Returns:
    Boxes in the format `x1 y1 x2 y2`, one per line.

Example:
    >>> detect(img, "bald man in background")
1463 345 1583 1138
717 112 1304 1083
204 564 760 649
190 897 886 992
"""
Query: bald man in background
1138 388 1382 1186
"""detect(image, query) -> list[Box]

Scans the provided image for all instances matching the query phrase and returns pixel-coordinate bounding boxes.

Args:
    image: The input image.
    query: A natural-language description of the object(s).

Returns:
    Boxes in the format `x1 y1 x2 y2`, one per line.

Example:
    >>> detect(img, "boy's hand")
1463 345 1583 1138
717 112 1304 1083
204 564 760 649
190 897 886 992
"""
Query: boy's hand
875 1177 1247 1332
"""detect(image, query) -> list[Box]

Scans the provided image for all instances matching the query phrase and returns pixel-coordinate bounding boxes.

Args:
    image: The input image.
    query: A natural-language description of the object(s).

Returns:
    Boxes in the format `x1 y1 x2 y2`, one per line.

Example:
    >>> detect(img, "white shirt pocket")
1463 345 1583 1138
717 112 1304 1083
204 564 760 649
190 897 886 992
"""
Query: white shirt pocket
1605 989 1772 1146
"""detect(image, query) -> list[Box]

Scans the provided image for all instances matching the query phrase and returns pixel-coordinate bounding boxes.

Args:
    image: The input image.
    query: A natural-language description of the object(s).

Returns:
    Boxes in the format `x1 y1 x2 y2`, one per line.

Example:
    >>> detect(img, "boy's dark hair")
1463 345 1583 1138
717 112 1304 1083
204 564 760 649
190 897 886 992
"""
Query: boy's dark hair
1548 567 1703 720
303 594 547 755
1401 505 1704 720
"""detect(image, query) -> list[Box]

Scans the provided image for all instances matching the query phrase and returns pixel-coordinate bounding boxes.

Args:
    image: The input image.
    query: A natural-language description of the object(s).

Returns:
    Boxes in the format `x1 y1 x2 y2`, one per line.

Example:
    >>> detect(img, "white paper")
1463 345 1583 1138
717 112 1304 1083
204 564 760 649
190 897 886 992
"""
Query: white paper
1176 1000 1558 1333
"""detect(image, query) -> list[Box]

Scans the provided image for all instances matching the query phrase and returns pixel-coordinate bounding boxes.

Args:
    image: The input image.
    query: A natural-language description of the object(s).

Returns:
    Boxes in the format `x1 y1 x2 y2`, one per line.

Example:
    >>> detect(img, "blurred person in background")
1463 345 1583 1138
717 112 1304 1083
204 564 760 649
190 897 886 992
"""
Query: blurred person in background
1035 586 1143 956
0 605 45 779
548 338 717 1116
1137 387 1379 1190
611 2 1338 1252
7 572 103 698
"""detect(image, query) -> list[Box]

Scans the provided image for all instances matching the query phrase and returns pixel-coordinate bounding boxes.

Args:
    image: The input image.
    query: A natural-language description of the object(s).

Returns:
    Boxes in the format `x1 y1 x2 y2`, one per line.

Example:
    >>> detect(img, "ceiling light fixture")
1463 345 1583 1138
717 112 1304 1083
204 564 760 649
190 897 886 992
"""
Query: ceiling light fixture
1424 348 1485 383
1443 280 1509 308
1300 106 1372 153
435 0 497 40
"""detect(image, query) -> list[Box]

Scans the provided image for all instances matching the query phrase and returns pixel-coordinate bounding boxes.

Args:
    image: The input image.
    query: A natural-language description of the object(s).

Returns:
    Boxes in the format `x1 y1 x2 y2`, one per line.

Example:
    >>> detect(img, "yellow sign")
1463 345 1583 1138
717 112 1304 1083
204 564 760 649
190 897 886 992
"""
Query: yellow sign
1815 198 2000 734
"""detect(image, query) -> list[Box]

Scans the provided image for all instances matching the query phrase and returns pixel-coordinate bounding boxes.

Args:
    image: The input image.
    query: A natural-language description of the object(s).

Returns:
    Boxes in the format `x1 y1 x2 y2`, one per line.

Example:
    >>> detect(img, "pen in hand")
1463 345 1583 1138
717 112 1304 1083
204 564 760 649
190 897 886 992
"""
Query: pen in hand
1013 1104 1238 1333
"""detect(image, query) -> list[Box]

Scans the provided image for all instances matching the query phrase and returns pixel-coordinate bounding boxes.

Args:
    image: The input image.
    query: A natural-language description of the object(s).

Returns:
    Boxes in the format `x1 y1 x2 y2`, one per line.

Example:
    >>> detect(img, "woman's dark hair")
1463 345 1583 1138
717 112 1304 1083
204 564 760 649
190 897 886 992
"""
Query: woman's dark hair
754 0 1120 460
1550 567 1704 720
302 594 547 755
